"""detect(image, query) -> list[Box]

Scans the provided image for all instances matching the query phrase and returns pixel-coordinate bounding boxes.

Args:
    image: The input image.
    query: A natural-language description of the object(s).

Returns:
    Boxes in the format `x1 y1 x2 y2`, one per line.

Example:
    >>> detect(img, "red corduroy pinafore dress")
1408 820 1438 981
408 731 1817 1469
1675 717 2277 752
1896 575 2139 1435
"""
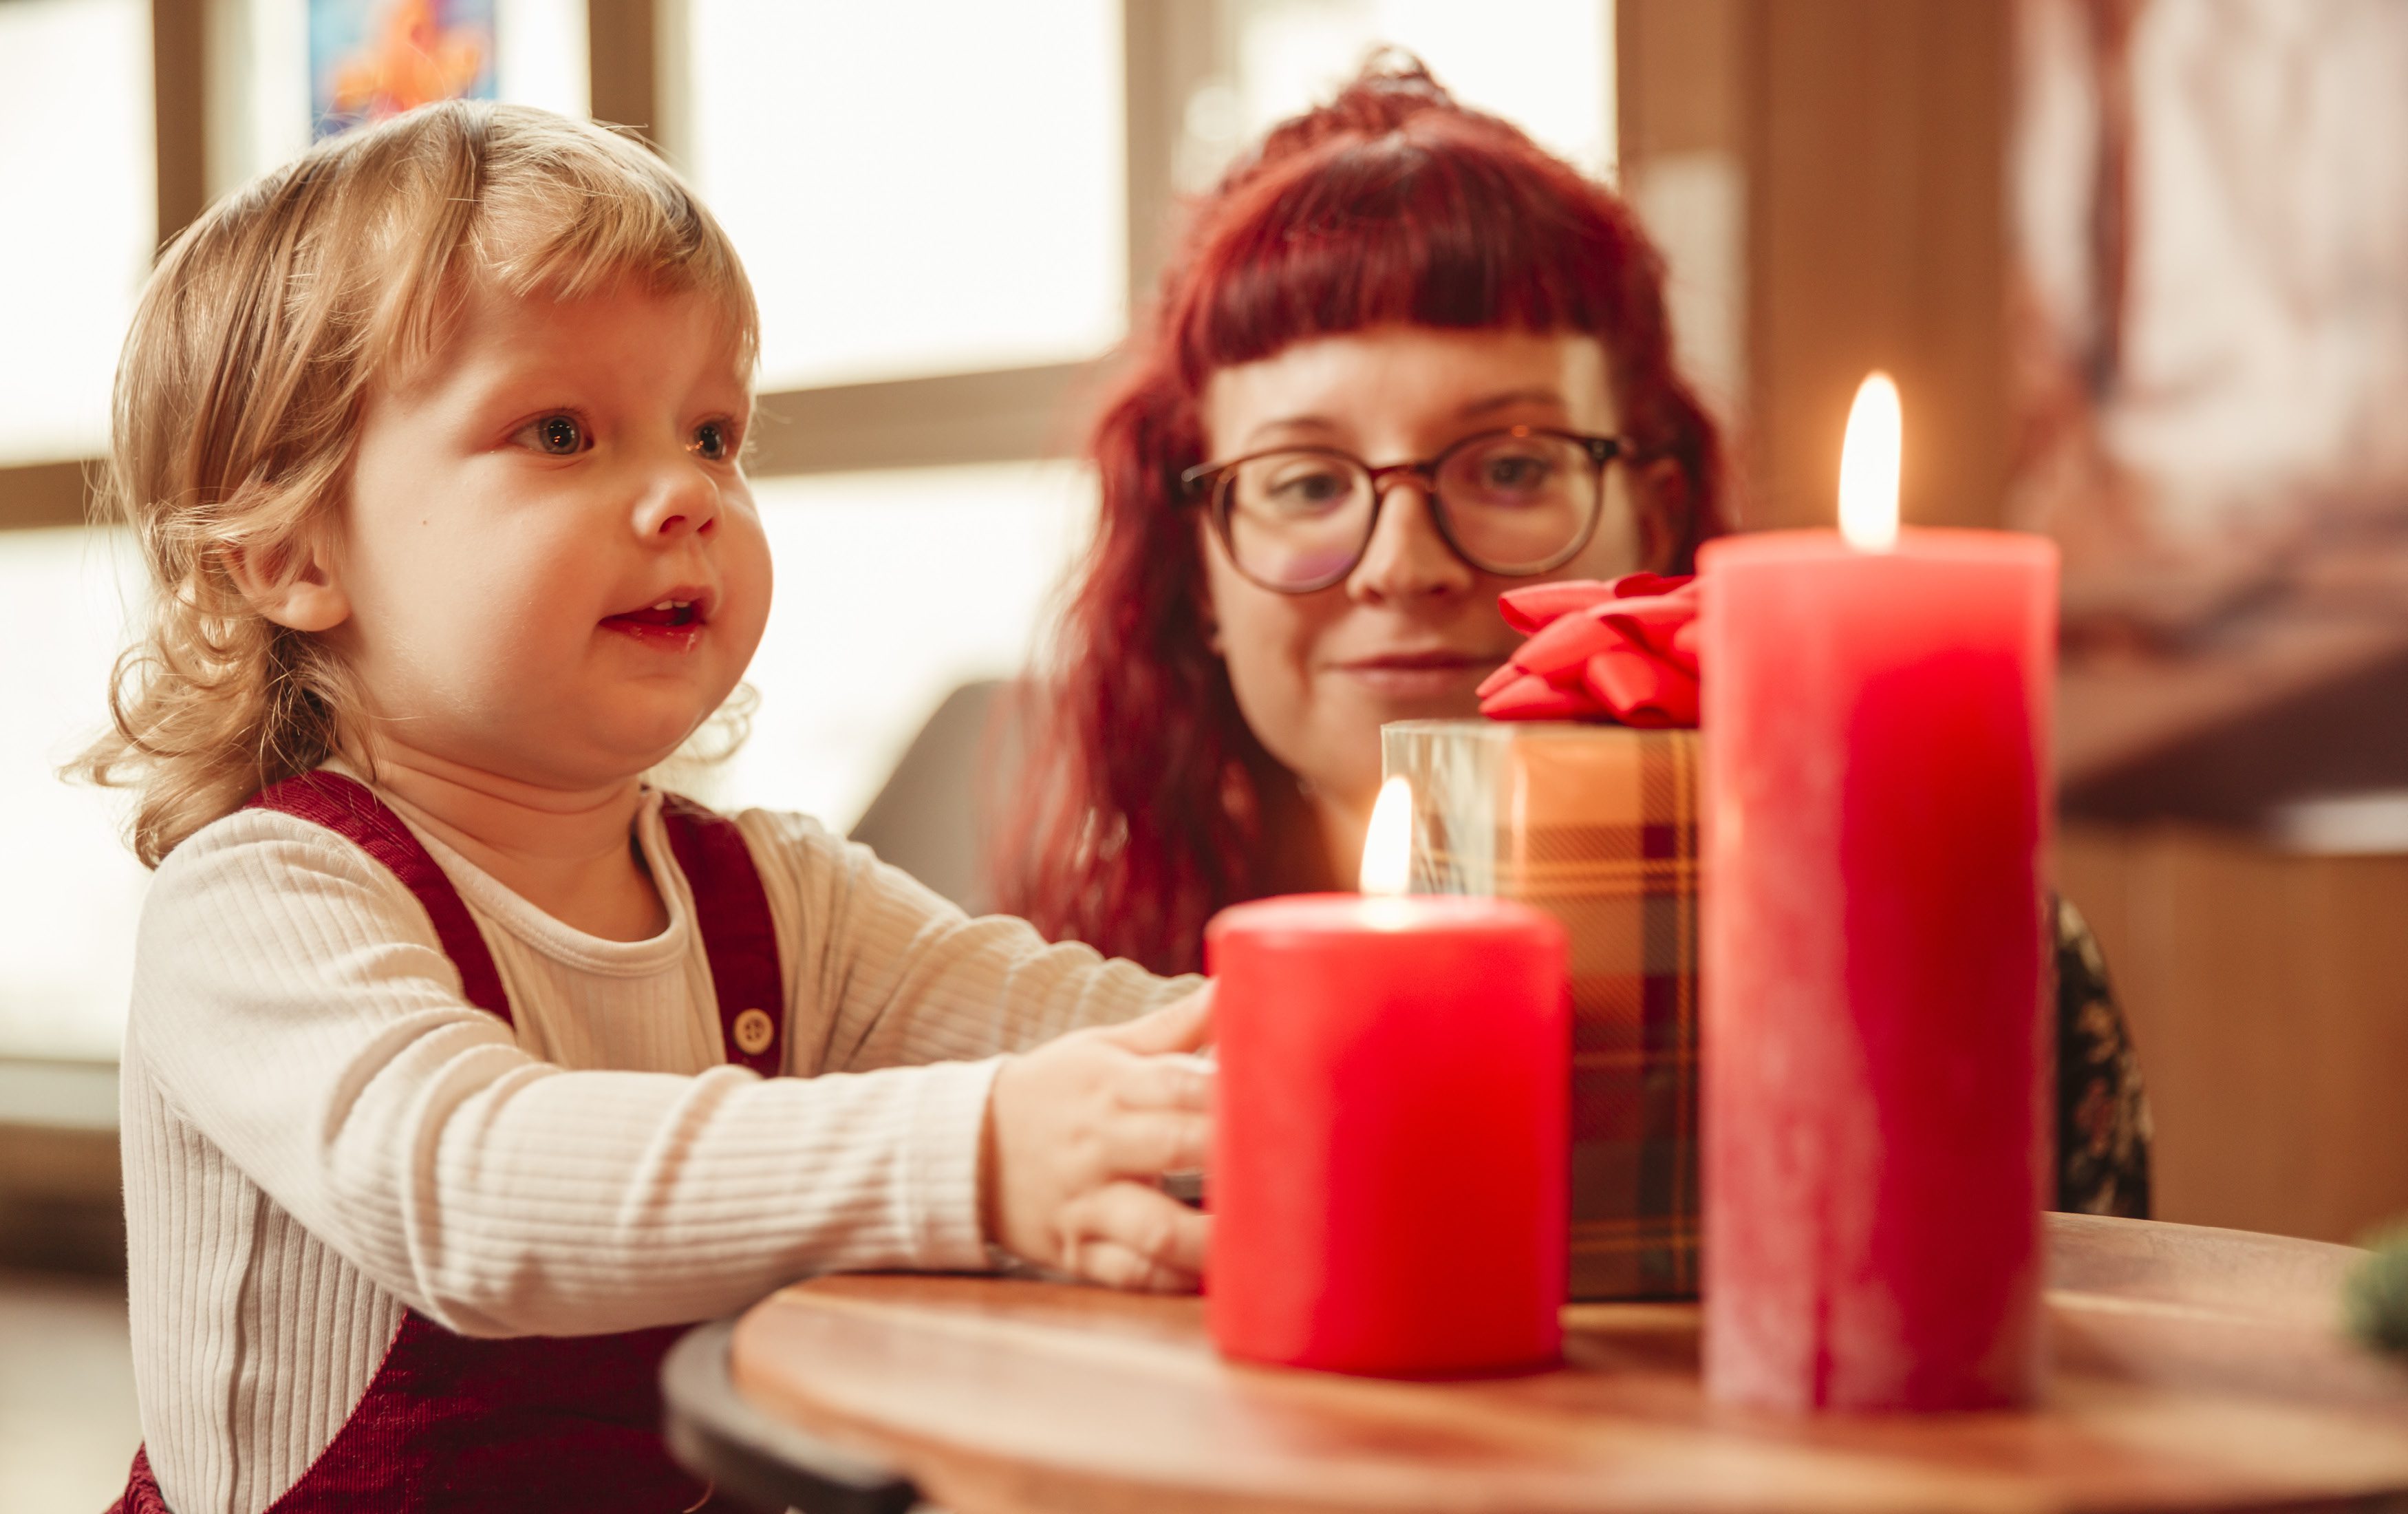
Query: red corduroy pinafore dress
111 771 784 1513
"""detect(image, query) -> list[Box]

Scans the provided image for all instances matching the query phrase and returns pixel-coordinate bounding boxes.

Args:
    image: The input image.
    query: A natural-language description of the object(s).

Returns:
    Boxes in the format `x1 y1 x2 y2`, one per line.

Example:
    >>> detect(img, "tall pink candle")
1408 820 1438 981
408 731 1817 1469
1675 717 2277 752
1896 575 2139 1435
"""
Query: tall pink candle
1698 378 2056 1411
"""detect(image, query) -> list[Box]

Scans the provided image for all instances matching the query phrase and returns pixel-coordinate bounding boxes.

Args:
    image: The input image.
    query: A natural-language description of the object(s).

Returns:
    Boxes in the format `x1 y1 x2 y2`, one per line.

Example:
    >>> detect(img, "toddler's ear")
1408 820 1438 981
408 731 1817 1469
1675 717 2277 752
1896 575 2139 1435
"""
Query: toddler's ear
220 533 352 634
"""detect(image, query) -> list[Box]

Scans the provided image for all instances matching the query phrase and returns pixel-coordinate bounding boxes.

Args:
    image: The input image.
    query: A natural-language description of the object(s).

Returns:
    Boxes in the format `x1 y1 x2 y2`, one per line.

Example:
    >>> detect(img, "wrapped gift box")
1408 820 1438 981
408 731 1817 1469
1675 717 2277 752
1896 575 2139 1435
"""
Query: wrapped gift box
1382 719 1701 1301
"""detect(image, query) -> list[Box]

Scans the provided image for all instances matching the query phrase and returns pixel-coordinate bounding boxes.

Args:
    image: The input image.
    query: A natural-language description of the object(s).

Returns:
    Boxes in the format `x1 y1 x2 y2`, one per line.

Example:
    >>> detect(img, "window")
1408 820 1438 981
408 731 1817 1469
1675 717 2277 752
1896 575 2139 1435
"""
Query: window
0 529 151 1060
0 0 154 466
682 0 1128 390
705 462 1094 829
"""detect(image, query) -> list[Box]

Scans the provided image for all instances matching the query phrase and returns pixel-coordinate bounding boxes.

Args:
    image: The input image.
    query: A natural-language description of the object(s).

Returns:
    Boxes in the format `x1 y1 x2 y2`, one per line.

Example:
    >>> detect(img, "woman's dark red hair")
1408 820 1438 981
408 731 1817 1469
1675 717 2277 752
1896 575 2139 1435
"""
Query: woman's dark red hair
991 58 1728 974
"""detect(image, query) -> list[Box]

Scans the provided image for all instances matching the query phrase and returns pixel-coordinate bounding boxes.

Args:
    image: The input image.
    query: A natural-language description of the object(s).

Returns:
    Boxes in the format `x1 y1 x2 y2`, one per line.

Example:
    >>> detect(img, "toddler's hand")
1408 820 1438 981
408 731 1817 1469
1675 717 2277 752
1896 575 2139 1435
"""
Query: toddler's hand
980 986 1214 1292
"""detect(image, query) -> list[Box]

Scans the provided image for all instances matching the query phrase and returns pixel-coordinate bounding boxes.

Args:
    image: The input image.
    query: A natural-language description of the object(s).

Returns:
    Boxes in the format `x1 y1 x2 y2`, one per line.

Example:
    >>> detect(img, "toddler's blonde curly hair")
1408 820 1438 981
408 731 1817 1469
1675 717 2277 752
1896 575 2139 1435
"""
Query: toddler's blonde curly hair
77 101 757 866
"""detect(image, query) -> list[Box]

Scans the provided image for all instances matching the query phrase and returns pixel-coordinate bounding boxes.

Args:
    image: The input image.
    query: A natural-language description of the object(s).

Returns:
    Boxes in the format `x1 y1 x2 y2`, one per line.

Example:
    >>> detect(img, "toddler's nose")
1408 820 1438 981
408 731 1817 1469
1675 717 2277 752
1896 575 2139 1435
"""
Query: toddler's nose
633 462 721 541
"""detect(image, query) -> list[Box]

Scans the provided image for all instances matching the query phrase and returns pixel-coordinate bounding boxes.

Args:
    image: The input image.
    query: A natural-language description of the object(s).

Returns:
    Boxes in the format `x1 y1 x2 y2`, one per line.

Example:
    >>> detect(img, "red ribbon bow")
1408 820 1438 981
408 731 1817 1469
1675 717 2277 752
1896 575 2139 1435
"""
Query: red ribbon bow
1474 572 1701 728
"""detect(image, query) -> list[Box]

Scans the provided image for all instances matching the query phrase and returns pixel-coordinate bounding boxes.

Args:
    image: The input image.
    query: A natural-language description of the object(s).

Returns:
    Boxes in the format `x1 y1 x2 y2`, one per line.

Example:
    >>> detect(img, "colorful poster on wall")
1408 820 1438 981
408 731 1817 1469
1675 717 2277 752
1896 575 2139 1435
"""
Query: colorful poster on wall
310 0 496 140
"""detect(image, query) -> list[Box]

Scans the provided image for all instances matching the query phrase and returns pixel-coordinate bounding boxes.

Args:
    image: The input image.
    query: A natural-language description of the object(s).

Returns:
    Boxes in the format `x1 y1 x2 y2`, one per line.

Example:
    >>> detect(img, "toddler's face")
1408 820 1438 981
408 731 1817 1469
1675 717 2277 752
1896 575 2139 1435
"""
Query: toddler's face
332 282 771 788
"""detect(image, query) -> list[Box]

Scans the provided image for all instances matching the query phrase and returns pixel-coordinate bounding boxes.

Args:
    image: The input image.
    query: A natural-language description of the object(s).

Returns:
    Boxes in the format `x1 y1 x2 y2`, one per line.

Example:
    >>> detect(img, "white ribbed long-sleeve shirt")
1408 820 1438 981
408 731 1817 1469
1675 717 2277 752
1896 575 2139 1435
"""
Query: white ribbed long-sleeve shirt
120 785 1190 1514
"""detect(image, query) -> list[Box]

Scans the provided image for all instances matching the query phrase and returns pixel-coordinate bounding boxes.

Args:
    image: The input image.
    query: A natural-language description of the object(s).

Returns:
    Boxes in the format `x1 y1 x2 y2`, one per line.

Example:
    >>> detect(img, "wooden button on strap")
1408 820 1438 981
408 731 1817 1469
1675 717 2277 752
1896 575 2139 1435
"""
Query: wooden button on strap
658 793 787 1078
732 1008 777 1057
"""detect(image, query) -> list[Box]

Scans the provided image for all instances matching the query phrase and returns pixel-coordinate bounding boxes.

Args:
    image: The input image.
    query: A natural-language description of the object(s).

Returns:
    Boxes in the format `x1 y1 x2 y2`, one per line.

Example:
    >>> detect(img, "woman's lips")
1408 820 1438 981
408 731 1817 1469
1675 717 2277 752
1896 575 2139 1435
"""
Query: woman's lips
1332 650 1505 697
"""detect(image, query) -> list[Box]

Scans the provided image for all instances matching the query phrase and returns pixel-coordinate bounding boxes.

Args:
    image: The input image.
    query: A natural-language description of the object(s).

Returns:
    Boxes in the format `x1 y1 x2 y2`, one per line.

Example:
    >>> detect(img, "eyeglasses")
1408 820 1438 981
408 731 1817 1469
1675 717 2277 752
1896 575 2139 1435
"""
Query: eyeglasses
1180 427 1635 594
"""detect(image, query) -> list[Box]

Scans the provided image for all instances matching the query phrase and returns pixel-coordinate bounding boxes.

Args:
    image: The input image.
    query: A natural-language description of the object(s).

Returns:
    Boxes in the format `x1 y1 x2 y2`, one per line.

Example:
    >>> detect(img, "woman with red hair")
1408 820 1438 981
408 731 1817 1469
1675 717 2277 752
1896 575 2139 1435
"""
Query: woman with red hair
992 59 2149 1218
998 61 1721 959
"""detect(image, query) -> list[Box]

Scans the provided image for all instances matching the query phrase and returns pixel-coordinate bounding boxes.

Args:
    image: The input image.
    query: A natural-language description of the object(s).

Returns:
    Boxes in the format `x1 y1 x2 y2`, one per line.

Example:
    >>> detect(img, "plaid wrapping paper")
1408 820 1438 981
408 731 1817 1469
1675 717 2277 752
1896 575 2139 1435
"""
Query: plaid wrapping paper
1382 719 1701 1301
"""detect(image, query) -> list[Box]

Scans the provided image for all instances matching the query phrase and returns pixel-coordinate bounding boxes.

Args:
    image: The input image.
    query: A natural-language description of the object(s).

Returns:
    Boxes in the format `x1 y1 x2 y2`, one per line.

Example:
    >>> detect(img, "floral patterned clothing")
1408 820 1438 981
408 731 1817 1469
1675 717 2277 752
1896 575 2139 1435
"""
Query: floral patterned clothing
2055 895 2153 1218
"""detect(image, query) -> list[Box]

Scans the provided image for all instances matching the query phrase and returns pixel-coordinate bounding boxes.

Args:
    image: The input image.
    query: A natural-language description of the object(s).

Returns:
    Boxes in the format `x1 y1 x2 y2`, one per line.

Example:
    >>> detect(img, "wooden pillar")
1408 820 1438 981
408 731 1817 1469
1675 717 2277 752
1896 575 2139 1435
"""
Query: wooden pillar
587 0 659 138
1618 0 2011 534
151 0 209 248
1615 1 1749 434
1122 0 1227 312
1617 0 1744 169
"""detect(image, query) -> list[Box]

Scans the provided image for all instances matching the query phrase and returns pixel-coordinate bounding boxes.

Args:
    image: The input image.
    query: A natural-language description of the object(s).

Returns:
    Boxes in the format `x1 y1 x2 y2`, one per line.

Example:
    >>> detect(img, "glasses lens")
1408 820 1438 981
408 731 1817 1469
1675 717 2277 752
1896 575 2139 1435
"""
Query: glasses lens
1223 451 1373 590
1435 432 1602 573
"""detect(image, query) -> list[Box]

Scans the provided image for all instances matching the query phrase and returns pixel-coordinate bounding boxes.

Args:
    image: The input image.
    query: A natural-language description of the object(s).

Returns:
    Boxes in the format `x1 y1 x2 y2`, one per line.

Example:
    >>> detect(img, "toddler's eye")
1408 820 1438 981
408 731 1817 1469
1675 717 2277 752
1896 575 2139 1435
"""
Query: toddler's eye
517 414 588 456
691 419 735 462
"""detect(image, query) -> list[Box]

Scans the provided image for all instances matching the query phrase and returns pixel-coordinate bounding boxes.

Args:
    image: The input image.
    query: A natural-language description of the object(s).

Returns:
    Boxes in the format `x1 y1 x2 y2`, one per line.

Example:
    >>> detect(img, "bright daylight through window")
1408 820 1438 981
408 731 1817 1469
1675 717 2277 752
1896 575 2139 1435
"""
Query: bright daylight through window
0 0 153 467
685 0 1129 390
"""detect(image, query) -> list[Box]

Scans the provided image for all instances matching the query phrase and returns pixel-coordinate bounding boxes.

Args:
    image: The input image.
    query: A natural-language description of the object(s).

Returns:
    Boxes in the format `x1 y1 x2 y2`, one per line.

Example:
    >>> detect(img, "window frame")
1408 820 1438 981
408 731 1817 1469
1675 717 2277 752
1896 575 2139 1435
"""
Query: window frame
0 0 1218 529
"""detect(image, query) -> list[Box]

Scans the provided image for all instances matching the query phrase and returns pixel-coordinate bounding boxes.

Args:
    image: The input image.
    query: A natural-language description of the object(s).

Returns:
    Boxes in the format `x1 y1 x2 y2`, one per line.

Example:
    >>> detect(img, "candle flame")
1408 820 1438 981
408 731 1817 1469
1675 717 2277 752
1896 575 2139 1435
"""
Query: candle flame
1838 371 1902 553
1359 776 1413 897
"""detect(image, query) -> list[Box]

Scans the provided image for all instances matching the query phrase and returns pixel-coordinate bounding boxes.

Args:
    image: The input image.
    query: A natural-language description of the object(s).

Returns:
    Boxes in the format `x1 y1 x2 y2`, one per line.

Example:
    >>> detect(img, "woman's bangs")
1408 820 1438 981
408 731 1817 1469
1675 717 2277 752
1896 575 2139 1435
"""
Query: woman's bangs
1185 139 1597 377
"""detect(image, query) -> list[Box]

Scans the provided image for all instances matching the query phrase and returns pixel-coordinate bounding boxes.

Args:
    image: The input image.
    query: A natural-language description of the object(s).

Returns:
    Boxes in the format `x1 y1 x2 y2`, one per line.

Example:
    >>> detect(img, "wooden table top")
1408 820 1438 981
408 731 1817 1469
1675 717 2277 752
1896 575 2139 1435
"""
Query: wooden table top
722 1213 2408 1513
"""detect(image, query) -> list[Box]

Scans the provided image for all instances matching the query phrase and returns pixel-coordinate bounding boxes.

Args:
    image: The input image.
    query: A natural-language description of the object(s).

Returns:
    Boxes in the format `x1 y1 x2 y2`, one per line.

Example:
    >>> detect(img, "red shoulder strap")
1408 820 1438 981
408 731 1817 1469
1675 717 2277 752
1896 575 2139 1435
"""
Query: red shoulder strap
658 793 786 1077
248 771 515 1025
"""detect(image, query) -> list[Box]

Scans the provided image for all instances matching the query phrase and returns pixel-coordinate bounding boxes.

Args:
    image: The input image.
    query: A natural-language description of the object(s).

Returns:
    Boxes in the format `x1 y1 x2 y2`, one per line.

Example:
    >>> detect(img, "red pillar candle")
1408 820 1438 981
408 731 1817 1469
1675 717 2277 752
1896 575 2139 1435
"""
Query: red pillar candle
1698 375 2056 1411
1205 791 1569 1376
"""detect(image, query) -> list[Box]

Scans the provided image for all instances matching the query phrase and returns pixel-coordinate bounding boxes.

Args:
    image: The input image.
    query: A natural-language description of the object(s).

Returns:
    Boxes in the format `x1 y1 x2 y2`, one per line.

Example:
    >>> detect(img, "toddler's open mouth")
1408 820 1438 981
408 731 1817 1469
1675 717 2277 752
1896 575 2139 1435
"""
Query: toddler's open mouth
601 590 711 651
610 600 700 628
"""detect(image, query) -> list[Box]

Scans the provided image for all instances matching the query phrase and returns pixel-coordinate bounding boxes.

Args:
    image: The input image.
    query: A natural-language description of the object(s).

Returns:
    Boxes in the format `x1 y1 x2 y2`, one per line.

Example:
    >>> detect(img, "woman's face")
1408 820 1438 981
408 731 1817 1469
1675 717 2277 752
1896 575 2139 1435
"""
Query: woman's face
1198 324 1662 814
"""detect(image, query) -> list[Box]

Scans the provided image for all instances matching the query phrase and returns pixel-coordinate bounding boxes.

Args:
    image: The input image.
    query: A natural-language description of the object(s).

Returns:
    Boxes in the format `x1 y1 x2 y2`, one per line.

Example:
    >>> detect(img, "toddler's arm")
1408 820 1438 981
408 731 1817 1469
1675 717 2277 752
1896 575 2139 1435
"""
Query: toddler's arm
129 811 1018 1338
736 809 1220 1288
982 990 1214 1291
738 809 1201 1076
